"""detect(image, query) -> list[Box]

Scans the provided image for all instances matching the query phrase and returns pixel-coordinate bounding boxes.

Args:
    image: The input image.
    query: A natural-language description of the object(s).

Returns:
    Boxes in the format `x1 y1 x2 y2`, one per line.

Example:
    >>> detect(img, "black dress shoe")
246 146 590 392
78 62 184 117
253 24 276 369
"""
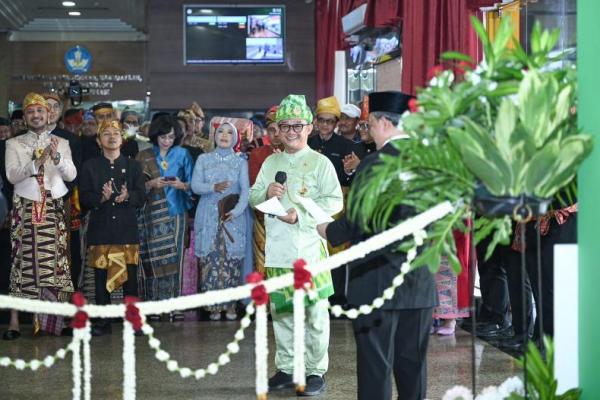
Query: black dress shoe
476 323 513 339
91 322 112 337
268 370 294 391
298 375 327 396
2 330 21 341
61 327 73 337
497 335 527 352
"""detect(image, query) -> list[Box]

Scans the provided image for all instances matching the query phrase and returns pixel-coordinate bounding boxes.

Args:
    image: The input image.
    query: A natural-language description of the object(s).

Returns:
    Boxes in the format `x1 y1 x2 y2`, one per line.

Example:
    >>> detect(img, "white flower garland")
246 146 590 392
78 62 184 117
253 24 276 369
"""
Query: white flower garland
443 376 525 400
254 303 268 399
82 324 92 400
142 304 255 380
72 331 82 400
0 335 78 370
0 202 453 317
329 230 426 319
293 288 307 393
123 319 136 400
0 202 454 400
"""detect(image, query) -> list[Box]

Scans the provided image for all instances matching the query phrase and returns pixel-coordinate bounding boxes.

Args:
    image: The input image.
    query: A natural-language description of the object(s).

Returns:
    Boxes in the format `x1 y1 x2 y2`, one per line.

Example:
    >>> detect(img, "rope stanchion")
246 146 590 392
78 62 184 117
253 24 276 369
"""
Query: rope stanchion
0 202 455 400
248 272 269 400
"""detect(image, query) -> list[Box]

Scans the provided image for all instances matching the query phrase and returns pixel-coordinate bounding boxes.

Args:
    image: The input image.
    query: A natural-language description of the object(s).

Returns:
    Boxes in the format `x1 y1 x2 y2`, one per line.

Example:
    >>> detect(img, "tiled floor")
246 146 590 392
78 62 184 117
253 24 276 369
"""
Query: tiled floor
0 320 521 399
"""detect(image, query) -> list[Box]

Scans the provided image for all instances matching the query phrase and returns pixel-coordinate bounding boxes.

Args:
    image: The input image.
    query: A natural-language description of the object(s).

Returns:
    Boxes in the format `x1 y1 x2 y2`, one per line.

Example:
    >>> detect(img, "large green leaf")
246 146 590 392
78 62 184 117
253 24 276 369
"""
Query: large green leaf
518 70 557 147
537 135 594 197
492 17 514 58
495 98 518 162
448 126 509 195
522 140 560 195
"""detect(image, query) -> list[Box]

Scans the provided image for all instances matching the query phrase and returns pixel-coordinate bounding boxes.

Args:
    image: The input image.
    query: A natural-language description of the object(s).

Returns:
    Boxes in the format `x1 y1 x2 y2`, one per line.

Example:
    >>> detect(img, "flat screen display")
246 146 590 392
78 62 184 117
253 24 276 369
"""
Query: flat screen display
184 5 286 64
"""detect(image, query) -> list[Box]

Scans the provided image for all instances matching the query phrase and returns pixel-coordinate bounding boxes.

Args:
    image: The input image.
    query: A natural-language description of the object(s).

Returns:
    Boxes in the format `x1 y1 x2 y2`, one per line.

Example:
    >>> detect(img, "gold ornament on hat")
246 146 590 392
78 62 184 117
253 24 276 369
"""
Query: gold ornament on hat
23 92 49 111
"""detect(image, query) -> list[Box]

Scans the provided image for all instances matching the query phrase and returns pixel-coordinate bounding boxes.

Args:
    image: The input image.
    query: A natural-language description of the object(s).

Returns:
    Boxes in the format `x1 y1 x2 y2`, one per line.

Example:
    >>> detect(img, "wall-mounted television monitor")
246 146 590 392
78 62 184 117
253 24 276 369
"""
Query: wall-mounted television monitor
184 5 286 64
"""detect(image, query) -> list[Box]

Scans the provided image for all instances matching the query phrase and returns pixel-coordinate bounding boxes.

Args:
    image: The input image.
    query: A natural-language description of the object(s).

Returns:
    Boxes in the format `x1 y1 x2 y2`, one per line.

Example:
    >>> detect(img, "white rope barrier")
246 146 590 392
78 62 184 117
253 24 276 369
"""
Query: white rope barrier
0 201 455 400
0 201 453 316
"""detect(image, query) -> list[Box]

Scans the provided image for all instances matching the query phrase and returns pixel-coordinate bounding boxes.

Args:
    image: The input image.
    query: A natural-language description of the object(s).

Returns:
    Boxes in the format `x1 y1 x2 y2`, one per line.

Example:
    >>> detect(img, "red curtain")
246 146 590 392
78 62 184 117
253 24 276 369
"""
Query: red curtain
316 0 486 99
401 0 482 96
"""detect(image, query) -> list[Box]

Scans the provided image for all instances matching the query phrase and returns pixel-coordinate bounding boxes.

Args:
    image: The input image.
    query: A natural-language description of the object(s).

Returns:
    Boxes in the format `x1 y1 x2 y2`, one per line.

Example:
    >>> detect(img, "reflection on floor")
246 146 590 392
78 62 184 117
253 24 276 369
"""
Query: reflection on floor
0 320 521 399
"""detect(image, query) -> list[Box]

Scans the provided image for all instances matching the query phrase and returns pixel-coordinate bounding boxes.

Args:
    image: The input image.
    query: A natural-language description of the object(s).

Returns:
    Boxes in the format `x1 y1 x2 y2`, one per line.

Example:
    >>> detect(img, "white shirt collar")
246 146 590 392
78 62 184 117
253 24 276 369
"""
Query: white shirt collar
382 133 409 148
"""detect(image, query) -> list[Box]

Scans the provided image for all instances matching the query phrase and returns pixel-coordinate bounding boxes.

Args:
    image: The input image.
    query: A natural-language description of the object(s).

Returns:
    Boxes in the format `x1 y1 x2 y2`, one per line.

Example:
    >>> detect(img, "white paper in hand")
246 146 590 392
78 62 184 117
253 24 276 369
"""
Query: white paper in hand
256 197 288 217
297 197 334 224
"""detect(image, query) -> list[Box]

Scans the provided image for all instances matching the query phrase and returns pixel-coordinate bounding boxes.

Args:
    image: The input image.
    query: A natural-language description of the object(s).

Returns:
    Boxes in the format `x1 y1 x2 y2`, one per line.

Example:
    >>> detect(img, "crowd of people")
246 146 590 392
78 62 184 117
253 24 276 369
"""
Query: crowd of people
0 87 575 399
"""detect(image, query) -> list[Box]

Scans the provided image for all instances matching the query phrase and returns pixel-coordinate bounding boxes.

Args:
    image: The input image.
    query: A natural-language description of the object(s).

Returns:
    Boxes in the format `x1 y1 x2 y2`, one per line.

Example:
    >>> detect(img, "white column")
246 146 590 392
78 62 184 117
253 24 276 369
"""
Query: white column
554 244 578 393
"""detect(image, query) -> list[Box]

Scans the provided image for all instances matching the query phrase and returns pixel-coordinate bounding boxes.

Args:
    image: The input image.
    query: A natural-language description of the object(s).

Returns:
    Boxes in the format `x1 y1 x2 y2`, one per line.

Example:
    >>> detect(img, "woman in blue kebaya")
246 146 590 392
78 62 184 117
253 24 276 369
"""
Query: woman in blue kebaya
192 122 249 321
136 115 193 320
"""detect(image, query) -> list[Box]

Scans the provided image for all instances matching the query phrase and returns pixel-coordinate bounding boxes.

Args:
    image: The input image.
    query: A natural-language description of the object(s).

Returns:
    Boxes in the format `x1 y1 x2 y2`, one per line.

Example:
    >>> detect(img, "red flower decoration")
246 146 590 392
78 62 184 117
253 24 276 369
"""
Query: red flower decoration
246 272 264 284
71 292 86 308
71 310 88 329
455 60 475 75
124 296 143 331
427 64 445 81
251 285 269 306
408 98 419 113
293 259 313 290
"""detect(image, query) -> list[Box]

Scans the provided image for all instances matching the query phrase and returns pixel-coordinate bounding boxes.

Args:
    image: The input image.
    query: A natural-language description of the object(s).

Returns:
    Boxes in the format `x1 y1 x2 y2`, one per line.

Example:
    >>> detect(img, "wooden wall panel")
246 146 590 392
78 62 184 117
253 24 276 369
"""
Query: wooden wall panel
8 41 147 102
147 0 316 110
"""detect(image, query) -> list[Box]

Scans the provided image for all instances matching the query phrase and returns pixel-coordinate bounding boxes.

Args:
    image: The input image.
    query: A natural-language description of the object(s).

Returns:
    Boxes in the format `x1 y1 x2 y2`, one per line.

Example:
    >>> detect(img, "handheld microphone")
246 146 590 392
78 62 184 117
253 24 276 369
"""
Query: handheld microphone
275 171 287 185
269 171 287 218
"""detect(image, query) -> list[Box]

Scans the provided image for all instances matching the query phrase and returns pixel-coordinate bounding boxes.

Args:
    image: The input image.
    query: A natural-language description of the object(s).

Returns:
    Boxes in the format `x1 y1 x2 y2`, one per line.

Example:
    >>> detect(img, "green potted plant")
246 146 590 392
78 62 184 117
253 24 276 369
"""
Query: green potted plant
349 17 593 270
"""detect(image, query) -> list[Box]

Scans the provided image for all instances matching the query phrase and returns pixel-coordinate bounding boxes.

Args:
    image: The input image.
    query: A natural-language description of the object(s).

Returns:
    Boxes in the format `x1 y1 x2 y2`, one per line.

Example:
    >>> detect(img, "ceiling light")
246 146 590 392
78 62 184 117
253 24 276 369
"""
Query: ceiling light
62 1 76 6
68 11 81 16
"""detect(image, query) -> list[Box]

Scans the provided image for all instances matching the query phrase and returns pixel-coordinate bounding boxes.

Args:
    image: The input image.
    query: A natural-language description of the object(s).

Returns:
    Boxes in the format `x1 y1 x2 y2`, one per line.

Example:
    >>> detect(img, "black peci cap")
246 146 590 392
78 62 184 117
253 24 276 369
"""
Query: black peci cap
368 91 414 115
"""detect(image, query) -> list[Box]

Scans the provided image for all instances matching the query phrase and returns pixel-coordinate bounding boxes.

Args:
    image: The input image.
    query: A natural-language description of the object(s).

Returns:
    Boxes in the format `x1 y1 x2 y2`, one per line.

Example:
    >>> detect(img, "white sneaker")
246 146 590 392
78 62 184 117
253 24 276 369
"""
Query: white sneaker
225 311 237 321
209 312 221 321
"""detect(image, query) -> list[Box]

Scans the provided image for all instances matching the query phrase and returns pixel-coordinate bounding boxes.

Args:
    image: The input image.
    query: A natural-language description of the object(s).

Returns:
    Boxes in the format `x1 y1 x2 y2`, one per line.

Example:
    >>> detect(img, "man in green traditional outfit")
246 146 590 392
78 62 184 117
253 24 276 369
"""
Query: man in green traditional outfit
249 94 343 396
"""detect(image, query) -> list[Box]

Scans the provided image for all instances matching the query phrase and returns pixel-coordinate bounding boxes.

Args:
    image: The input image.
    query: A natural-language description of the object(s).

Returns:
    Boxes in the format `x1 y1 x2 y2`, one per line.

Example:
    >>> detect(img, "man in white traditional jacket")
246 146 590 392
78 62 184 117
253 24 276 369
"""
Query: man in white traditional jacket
3 92 77 340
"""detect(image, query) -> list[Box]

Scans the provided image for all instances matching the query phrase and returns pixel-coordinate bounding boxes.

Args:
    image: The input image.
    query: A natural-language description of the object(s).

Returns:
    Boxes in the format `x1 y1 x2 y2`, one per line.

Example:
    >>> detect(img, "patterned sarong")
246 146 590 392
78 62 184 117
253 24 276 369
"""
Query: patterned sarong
87 244 139 293
199 226 243 312
265 243 334 314
9 194 74 335
138 196 186 300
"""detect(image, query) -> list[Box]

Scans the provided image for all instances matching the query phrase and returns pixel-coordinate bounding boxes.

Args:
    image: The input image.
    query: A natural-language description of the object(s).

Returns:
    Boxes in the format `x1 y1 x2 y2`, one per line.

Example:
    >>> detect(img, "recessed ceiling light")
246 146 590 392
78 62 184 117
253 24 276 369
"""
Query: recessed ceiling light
62 1 76 6
68 11 81 16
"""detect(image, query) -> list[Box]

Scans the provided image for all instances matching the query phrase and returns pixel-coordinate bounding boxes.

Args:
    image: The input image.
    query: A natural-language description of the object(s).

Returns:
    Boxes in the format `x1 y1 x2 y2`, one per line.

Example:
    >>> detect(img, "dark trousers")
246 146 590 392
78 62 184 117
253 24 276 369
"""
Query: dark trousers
70 230 81 290
505 247 534 337
524 214 577 338
94 264 138 306
329 265 348 306
352 307 433 400
475 240 511 326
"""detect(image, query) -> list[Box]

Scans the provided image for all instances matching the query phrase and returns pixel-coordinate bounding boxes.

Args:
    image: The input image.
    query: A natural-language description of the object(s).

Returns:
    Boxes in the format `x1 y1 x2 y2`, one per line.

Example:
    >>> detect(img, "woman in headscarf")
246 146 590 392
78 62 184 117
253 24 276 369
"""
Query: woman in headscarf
136 115 194 321
192 122 249 321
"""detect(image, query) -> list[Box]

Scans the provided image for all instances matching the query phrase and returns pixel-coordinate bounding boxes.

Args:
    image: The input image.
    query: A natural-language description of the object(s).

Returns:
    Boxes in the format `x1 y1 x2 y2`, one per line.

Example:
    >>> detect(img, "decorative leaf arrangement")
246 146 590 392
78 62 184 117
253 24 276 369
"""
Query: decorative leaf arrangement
508 337 581 400
349 17 592 272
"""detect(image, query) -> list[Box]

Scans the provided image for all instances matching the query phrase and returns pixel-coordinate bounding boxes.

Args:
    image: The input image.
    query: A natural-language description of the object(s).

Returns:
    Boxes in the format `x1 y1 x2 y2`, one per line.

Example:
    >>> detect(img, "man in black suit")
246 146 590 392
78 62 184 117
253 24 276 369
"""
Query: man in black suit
317 91 437 400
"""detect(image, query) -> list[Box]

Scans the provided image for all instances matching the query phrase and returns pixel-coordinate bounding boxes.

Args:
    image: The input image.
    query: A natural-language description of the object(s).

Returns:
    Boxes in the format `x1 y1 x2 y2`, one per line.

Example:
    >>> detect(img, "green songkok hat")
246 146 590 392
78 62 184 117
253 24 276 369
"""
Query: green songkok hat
275 94 313 124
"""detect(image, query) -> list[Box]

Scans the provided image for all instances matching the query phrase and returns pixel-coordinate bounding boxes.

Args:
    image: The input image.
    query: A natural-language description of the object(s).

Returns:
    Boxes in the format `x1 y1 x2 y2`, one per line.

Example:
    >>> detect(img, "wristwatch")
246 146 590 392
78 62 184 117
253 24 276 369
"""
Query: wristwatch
53 152 61 164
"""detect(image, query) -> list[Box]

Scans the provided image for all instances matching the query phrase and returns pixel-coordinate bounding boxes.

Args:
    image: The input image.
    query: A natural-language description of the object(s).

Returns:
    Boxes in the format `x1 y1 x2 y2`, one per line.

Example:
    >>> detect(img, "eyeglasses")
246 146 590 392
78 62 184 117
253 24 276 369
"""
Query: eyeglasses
278 124 307 133
317 118 337 126
358 122 369 130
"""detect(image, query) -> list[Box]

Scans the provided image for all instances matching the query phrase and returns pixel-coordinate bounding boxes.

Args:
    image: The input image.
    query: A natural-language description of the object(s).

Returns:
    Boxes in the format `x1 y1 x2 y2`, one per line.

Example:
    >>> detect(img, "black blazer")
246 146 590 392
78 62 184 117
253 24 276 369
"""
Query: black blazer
79 155 145 246
326 141 437 310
